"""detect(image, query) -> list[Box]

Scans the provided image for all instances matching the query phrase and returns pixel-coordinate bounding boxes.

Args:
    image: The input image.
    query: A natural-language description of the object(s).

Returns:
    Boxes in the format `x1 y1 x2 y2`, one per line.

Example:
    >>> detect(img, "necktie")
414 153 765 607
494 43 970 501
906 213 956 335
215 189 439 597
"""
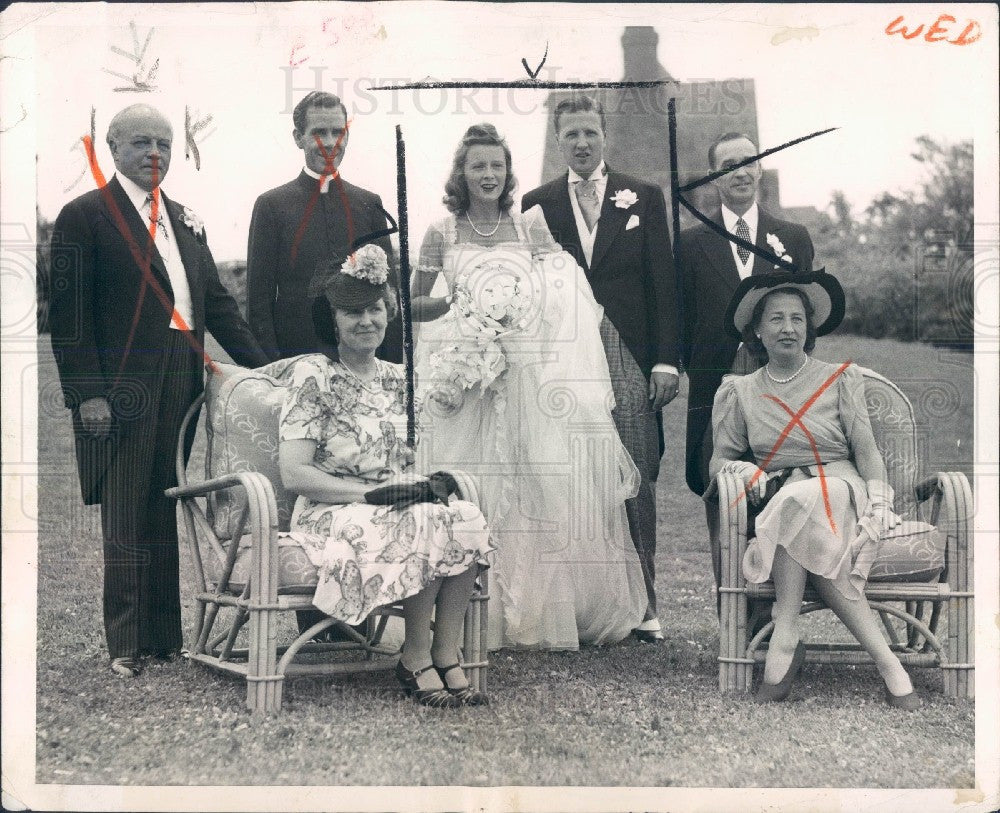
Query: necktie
735 217 751 265
575 179 601 233
143 195 170 260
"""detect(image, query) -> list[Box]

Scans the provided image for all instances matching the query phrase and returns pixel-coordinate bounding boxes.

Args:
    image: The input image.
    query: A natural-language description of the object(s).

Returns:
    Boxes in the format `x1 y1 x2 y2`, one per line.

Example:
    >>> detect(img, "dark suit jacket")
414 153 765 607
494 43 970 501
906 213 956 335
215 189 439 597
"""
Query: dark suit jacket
48 176 269 503
246 171 402 362
679 206 814 495
522 169 680 376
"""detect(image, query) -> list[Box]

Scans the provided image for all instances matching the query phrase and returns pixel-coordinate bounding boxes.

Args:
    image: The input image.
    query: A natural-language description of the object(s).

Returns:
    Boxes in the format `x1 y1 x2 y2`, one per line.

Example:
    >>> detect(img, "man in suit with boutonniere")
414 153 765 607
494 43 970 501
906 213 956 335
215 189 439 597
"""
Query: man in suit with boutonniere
522 94 681 644
48 104 270 678
678 131 814 595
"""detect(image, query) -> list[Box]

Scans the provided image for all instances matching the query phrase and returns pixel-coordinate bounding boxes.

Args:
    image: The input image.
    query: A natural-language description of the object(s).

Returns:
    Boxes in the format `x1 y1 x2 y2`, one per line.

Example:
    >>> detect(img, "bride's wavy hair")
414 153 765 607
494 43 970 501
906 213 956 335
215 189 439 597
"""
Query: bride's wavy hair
442 124 517 214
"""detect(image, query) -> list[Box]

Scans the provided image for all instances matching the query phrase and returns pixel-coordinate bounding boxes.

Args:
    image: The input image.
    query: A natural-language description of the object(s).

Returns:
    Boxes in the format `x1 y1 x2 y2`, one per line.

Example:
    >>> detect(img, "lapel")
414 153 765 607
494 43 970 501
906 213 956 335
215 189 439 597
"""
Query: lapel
547 175 587 271
589 170 631 272
697 209 741 293
163 194 202 307
100 176 170 285
752 207 779 276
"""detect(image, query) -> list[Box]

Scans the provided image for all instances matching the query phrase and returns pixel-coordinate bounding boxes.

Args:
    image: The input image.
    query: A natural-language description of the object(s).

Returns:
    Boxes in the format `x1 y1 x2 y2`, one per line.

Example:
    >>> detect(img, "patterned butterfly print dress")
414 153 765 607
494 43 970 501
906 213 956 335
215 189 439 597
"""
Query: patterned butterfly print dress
279 354 494 625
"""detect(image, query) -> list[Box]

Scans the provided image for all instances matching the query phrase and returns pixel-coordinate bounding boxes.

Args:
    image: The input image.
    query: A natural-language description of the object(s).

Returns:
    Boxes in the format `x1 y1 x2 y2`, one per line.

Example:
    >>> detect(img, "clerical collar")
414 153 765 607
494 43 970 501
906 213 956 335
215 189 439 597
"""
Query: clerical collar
303 165 341 191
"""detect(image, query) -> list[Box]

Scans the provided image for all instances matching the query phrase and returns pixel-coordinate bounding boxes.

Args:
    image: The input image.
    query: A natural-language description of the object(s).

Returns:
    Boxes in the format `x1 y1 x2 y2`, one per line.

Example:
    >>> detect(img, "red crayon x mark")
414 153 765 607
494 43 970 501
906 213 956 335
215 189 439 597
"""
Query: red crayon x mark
81 135 218 383
289 122 354 267
763 394 837 534
733 360 853 535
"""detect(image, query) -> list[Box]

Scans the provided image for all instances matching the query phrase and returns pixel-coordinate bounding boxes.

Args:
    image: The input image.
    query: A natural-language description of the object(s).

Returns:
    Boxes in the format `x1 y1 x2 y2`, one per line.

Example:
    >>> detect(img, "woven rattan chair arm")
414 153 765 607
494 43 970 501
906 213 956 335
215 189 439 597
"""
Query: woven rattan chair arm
175 394 206 489
166 470 273 500
715 471 748 527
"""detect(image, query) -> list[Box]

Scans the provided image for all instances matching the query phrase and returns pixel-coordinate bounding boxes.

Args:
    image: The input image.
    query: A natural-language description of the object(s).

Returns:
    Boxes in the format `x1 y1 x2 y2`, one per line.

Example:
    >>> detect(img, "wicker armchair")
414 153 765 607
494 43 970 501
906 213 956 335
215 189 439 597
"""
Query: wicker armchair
707 365 973 698
166 358 489 714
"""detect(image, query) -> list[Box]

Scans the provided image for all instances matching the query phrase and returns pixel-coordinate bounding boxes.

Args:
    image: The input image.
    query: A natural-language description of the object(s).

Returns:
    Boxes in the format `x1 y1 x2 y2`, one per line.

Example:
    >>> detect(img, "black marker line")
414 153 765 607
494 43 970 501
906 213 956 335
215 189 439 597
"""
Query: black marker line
522 42 548 79
678 190 799 273
395 124 416 448
678 127 838 193
373 79 678 91
667 97 686 370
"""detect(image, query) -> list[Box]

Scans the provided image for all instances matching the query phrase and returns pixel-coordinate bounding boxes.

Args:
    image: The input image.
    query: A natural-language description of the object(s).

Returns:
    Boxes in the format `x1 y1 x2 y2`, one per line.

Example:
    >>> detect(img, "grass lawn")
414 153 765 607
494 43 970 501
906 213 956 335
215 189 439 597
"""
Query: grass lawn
33 333 975 790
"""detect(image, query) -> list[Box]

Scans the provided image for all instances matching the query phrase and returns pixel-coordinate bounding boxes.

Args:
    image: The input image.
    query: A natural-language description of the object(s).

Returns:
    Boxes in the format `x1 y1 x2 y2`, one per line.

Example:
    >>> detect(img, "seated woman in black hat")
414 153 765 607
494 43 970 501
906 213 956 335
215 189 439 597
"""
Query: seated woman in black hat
277 242 494 708
709 270 918 708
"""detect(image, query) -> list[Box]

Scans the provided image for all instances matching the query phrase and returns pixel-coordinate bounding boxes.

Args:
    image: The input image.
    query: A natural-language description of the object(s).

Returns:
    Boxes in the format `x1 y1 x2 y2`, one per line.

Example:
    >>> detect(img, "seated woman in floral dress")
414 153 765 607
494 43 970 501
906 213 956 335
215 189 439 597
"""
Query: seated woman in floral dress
278 242 494 708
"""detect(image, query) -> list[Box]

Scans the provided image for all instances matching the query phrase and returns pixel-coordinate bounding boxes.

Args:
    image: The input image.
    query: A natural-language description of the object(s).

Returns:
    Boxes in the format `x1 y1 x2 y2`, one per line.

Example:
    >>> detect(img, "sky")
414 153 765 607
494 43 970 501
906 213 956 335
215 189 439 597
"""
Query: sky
22 2 998 261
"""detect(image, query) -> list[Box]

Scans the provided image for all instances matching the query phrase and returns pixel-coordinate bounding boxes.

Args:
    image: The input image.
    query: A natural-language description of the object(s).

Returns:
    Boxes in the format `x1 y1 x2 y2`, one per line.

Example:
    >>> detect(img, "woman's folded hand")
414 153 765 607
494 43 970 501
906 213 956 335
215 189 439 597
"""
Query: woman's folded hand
721 460 768 507
865 480 903 533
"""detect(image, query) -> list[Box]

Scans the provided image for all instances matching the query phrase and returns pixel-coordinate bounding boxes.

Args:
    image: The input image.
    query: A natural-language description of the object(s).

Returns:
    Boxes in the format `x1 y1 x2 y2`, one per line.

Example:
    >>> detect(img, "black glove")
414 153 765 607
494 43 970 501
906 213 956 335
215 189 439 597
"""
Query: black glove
364 472 460 510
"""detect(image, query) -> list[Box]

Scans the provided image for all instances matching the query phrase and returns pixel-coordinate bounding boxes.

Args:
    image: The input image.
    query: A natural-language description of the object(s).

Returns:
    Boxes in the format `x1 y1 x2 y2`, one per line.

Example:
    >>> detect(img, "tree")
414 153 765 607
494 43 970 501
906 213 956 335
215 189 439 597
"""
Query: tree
815 136 973 346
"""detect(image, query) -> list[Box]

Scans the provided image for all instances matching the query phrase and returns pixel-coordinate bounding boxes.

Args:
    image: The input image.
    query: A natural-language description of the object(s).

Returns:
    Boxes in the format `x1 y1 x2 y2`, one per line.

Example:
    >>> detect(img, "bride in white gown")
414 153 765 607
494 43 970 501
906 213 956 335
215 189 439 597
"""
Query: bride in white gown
411 123 646 650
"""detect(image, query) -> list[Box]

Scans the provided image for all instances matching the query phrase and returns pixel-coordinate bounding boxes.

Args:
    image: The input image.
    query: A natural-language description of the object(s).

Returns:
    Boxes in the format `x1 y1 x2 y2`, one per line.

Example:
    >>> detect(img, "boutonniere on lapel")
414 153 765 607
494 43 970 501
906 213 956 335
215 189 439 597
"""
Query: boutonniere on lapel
610 189 638 209
179 206 205 237
765 232 793 266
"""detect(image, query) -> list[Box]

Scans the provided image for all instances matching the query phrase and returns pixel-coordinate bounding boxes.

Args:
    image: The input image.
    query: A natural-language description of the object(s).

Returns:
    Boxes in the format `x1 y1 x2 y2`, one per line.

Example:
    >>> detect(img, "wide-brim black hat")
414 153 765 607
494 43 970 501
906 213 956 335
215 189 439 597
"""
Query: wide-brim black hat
725 268 845 339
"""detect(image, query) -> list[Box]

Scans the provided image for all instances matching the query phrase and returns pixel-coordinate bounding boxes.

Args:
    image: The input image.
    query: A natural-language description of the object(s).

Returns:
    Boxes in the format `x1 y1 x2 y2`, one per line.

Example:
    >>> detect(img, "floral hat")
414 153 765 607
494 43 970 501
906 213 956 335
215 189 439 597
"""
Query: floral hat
725 268 846 339
310 241 395 311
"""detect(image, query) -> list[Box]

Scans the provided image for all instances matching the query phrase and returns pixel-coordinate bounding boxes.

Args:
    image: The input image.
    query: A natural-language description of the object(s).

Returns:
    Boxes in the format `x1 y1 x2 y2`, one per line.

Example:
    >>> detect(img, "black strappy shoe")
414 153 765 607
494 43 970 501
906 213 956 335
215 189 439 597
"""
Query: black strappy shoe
394 661 460 709
435 663 490 706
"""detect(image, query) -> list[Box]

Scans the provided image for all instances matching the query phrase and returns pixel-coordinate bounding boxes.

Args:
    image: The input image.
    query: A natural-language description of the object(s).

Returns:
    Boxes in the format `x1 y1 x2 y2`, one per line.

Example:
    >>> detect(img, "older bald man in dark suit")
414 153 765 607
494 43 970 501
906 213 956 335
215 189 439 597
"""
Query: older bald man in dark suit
48 103 269 677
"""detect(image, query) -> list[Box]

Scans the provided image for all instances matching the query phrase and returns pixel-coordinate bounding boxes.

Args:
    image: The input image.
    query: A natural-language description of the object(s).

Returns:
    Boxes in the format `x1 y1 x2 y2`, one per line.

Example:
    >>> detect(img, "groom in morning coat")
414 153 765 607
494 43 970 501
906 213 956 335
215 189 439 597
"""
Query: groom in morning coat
522 94 681 643
678 131 813 596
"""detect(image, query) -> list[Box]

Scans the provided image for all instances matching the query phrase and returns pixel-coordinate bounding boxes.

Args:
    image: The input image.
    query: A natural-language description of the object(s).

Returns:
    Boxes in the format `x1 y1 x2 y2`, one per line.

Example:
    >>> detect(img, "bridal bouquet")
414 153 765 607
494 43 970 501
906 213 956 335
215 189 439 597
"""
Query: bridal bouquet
428 255 535 399
452 259 532 335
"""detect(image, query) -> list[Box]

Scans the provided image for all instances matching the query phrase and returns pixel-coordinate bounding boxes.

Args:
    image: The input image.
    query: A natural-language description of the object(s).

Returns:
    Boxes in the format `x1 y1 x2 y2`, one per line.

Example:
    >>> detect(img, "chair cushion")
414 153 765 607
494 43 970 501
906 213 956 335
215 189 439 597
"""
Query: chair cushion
204 358 310 539
868 520 946 582
208 533 318 595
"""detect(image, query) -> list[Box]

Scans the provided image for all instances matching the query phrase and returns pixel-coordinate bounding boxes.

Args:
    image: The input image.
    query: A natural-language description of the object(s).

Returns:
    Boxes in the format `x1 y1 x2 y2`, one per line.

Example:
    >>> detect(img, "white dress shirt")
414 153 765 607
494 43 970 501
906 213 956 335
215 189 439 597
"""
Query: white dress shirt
567 161 608 268
116 173 194 330
566 161 677 379
303 165 340 193
720 202 759 280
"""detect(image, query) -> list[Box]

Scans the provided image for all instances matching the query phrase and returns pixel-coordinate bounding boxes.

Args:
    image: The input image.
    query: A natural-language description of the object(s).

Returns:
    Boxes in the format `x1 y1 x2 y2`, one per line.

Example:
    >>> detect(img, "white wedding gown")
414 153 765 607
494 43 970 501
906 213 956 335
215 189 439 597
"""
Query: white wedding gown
413 206 646 650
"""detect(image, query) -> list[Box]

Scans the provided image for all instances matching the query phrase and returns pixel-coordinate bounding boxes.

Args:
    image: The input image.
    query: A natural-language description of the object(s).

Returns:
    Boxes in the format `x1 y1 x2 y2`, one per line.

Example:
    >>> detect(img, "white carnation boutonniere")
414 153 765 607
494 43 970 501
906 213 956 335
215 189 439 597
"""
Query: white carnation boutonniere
610 188 638 209
341 242 389 285
179 206 205 237
765 232 793 266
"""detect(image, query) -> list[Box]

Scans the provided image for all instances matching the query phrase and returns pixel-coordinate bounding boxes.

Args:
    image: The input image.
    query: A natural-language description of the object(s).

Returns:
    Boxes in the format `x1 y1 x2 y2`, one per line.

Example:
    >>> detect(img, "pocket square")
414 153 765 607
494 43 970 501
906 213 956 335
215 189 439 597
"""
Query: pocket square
626 214 640 231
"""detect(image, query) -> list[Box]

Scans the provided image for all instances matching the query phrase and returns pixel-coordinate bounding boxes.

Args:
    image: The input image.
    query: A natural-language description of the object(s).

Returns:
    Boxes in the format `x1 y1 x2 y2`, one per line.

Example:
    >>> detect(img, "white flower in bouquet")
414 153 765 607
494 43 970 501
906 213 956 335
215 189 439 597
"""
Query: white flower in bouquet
479 268 531 328
429 340 506 393
454 259 533 333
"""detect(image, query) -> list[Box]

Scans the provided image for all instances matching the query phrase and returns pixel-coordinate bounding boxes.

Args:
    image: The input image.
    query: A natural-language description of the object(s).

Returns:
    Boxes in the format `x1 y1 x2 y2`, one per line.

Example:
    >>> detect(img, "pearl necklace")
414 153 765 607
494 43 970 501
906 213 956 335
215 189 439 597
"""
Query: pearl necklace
466 209 502 237
765 356 810 384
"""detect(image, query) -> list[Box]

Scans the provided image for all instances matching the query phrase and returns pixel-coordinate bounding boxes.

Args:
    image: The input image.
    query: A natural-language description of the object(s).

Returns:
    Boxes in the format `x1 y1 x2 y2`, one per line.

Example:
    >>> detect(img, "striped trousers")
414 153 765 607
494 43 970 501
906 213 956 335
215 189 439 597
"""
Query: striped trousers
598 317 660 615
96 330 200 659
